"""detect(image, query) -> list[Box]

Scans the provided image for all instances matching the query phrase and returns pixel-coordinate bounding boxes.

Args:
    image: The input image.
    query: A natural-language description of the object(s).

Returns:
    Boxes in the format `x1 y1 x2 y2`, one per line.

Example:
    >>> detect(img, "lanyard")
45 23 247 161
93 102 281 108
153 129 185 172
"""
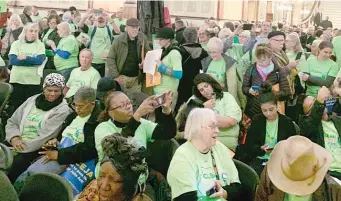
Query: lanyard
210 150 220 181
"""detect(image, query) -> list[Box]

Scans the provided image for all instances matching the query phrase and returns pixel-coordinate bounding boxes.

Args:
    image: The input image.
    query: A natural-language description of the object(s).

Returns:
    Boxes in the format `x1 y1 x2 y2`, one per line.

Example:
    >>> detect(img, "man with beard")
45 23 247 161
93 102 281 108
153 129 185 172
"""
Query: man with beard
106 18 150 96
78 9 115 77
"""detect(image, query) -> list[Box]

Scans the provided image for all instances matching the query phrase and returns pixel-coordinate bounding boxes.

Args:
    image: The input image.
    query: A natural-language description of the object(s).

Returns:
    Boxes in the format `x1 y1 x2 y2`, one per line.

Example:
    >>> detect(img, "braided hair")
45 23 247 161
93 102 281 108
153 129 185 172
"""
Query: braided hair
101 134 148 200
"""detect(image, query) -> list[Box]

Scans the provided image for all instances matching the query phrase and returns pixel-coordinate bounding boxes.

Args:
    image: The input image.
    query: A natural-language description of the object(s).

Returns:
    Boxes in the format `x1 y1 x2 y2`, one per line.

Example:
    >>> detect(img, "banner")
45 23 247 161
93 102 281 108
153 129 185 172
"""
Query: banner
58 137 96 196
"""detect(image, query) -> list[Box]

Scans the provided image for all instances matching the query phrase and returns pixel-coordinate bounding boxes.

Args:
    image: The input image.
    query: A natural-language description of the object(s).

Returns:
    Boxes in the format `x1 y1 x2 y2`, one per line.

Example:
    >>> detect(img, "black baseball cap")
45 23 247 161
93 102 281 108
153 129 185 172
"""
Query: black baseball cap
96 77 121 99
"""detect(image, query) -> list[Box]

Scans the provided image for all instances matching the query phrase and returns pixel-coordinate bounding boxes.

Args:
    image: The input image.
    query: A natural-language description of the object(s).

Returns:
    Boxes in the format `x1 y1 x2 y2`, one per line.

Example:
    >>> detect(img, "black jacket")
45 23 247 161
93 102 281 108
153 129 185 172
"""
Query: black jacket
240 113 296 162
175 43 208 113
42 28 61 49
175 27 186 45
299 101 341 147
57 102 102 165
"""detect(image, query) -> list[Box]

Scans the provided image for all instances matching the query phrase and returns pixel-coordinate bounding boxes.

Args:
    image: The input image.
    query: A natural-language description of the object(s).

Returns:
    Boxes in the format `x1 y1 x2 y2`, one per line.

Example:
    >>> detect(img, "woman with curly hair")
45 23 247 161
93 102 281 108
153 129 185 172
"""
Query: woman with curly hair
76 134 151 201
176 73 242 151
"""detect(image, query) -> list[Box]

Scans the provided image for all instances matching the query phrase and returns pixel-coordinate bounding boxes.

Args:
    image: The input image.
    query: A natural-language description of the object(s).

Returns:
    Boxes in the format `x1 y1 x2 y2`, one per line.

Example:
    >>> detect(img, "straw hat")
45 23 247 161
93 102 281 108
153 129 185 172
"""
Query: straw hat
267 136 332 196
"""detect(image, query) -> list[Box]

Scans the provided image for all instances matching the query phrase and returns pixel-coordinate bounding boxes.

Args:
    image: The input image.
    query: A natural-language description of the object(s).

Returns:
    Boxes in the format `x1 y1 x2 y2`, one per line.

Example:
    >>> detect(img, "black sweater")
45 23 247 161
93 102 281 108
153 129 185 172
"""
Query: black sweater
57 103 102 165
240 113 296 162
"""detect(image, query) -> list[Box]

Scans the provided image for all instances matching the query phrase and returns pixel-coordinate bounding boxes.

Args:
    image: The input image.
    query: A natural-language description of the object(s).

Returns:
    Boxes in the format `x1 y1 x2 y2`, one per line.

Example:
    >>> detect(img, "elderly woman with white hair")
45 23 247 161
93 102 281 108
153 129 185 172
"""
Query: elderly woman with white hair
285 33 309 73
201 37 244 107
8 23 46 110
47 21 79 82
168 108 241 201
1 14 24 58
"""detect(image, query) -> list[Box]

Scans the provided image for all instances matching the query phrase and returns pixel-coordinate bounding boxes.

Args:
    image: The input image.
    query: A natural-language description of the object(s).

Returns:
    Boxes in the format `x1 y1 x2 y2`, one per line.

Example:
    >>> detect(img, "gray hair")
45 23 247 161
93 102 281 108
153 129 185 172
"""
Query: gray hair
57 22 72 36
18 23 40 42
79 48 94 59
23 6 32 15
218 28 232 39
184 108 217 140
175 20 185 28
183 27 198 43
74 86 96 102
239 30 251 39
207 37 223 53
9 14 23 28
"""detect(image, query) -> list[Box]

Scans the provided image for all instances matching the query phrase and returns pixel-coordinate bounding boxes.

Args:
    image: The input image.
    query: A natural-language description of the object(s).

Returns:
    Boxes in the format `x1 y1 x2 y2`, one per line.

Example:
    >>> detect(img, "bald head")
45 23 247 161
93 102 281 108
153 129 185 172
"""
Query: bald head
57 22 71 37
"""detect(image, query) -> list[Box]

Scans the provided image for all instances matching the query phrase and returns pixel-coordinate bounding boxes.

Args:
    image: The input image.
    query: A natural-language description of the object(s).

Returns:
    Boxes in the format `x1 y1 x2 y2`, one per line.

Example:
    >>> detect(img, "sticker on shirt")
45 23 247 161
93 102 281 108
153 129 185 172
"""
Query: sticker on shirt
62 127 85 144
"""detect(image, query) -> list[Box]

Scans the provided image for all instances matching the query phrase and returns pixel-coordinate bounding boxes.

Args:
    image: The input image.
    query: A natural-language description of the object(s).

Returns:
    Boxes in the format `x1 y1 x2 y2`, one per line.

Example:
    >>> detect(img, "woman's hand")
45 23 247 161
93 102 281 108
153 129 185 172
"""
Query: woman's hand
161 91 173 115
204 99 216 109
44 138 59 147
133 97 157 121
39 149 58 164
301 73 309 81
210 180 228 199
249 88 259 96
11 136 26 152
287 60 300 70
47 40 56 50
261 144 273 154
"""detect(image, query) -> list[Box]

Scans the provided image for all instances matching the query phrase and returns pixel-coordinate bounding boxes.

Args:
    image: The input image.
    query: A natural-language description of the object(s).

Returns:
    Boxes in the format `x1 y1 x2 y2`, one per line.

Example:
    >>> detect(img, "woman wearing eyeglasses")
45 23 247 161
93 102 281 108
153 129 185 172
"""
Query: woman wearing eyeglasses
94 90 176 178
5 73 71 183
242 44 290 119
168 108 241 201
14 86 101 190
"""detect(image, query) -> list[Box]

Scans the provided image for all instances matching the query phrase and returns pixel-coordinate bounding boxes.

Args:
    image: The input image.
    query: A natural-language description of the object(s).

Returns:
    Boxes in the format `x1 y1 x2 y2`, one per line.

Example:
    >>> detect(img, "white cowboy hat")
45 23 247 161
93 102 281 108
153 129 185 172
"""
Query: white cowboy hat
267 135 332 196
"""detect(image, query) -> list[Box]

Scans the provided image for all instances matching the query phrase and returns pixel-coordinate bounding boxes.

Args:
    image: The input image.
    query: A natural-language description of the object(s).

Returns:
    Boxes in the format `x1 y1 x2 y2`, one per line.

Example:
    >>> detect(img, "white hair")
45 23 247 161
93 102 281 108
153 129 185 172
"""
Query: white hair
58 22 72 36
239 30 251 38
8 14 23 28
312 39 322 47
18 23 39 42
218 28 232 39
184 108 217 141
207 37 224 53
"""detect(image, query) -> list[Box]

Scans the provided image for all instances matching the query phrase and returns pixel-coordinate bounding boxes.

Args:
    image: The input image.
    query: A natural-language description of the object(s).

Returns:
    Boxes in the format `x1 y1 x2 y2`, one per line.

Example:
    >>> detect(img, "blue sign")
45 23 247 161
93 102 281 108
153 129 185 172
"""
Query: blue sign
58 137 96 196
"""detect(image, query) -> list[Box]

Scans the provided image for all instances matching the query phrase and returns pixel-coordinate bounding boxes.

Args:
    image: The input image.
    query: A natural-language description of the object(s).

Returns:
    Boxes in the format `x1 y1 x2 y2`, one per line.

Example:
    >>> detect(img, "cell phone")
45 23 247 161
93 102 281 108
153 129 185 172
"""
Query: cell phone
206 186 217 196
93 9 103 15
251 86 260 91
325 98 338 115
43 146 58 151
154 93 166 108
267 147 274 151
243 23 253 30
296 52 303 60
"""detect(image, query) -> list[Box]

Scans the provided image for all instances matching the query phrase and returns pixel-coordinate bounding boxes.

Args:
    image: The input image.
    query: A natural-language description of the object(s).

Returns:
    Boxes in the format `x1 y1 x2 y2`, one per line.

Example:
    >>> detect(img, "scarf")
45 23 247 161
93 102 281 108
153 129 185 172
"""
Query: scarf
257 62 274 81
160 40 179 60
35 93 64 111
273 50 297 96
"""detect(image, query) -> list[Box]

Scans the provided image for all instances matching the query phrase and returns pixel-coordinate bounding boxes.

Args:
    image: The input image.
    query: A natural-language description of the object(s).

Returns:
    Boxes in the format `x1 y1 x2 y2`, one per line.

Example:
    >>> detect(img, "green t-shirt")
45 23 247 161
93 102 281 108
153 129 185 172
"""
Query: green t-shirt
201 43 208 51
42 28 54 44
113 18 126 28
94 119 156 178
322 120 341 172
66 67 101 98
206 59 226 86
284 194 312 201
303 56 339 97
167 141 240 199
9 40 45 85
333 36 341 69
21 106 46 142
87 25 114 64
258 117 279 160
286 51 308 73
214 92 242 151
31 15 43 23
225 45 243 61
54 35 79 71
153 50 182 94
61 114 90 144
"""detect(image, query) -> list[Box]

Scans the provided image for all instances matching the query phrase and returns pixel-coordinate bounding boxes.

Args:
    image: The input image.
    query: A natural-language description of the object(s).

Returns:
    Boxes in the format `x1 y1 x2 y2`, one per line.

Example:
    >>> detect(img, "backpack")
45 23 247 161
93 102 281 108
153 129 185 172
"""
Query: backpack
89 25 113 48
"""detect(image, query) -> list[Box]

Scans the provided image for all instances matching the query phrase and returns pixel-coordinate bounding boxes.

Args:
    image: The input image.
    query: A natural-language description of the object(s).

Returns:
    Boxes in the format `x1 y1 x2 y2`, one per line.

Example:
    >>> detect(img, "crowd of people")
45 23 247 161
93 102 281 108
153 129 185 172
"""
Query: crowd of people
0 4 341 201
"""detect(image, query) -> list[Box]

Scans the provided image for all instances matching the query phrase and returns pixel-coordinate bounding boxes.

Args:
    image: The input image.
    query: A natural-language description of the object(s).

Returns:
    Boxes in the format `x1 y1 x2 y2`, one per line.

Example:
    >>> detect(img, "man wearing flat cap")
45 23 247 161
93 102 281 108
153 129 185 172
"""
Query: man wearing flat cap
106 18 150 95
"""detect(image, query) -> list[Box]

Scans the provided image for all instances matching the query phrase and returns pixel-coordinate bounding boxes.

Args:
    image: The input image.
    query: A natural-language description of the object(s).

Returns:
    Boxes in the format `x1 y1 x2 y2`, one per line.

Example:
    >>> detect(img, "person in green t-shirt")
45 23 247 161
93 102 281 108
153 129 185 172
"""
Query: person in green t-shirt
47 21 79 82
8 22 47 109
242 83 297 176
301 41 339 98
31 6 43 23
255 136 332 201
154 27 183 110
198 26 210 51
64 49 101 98
94 90 176 178
113 10 126 32
78 9 116 77
168 108 241 201
332 33 341 69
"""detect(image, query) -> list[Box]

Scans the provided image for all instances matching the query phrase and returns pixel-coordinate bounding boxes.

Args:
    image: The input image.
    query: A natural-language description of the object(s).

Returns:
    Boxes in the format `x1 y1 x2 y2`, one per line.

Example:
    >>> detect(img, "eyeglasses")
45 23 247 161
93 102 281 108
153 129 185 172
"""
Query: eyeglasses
111 100 132 111
270 38 285 43
71 102 91 110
